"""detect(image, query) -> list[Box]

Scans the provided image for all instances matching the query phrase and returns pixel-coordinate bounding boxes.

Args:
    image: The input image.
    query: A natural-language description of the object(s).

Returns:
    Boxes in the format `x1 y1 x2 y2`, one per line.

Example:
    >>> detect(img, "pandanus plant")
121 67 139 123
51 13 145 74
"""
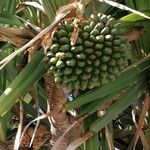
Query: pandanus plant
0 0 150 150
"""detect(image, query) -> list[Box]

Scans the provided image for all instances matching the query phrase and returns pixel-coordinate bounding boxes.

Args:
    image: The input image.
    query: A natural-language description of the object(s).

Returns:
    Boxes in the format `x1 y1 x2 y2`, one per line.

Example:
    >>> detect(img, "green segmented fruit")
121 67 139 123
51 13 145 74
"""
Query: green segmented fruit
85 48 93 54
56 52 65 59
90 14 99 22
119 44 126 52
96 35 104 43
81 74 91 80
62 76 70 84
113 46 120 52
75 53 86 60
100 15 107 23
91 75 99 82
54 76 62 83
108 67 119 75
93 59 100 67
57 29 68 38
100 64 107 71
66 82 73 89
119 65 125 71
83 25 91 32
77 61 86 67
108 74 115 81
90 29 100 36
103 48 112 55
86 59 92 65
113 40 121 46
108 59 116 66
106 18 116 28
70 74 78 81
100 72 108 78
55 69 63 76
48 13 130 90
59 44 70 52
90 21 96 29
63 67 73 75
71 46 83 53
56 60 65 68
94 23 104 31
73 80 80 89
49 66 56 72
97 13 102 18
105 41 112 47
107 15 111 19
114 23 121 30
94 51 102 57
93 68 100 74
116 36 127 43
101 55 110 62
112 53 121 59
65 24 73 32
84 41 94 48
89 35 98 43
51 44 60 53
74 68 82 75
76 38 83 45
95 43 104 50
89 54 96 60
101 78 109 84
101 27 109 35
47 52 55 58
65 52 74 58
59 37 70 44
88 81 95 89
116 58 124 65
66 59 76 66
82 32 90 40
111 28 118 36
81 80 88 90
84 66 93 73
50 57 58 64
105 35 113 41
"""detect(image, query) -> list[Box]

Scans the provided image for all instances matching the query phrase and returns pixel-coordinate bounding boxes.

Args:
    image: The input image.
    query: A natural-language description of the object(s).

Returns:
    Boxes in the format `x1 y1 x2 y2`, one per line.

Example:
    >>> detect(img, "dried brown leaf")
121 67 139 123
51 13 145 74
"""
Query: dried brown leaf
66 130 95 150
70 26 80 45
126 26 143 41
128 93 150 150
21 125 50 149
0 27 34 47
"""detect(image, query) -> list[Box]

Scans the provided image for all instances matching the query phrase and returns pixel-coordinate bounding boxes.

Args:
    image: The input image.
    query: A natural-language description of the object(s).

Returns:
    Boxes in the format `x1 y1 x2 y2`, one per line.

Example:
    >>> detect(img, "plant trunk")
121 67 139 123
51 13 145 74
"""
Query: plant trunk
44 74 81 149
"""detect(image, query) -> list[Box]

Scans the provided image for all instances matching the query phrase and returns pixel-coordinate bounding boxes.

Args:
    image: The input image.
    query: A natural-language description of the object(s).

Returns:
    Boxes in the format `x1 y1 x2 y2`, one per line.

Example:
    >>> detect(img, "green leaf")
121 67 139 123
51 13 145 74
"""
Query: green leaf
6 0 16 14
0 50 49 116
90 81 146 132
40 0 69 23
84 113 99 150
0 112 11 142
78 92 117 117
0 13 23 26
125 0 150 11
120 11 150 24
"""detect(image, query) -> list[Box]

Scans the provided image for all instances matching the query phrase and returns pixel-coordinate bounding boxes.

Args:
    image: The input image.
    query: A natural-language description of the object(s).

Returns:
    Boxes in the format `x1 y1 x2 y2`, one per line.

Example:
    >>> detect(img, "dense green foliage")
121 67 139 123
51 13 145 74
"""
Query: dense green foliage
0 0 150 149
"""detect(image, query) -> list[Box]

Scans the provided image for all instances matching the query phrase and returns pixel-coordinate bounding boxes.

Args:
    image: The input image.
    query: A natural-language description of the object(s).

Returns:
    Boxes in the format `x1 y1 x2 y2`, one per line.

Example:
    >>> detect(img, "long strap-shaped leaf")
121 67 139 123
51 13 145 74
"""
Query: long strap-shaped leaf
99 0 150 19
90 81 146 131
66 81 146 150
0 50 48 116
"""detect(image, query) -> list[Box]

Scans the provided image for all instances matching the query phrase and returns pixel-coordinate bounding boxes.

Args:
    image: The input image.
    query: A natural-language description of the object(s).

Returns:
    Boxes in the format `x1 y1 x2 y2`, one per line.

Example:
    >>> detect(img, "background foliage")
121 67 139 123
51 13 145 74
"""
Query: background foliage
0 0 150 150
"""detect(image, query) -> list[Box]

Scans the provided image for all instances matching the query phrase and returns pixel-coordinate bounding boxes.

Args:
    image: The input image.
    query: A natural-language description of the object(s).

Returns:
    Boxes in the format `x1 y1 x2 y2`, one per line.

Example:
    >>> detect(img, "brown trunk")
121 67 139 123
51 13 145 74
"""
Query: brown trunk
44 74 81 149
